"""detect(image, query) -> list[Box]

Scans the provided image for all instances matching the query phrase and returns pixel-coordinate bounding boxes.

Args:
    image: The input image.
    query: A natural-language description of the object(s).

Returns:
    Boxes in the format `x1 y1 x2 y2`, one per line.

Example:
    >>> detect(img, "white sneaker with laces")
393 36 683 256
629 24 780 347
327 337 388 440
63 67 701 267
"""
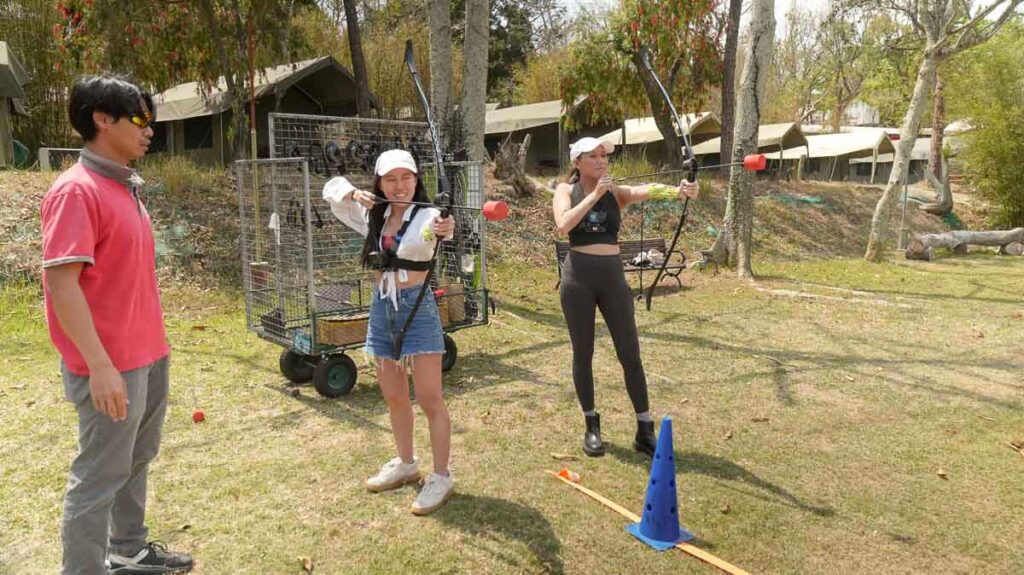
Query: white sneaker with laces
365 456 420 492
411 471 454 515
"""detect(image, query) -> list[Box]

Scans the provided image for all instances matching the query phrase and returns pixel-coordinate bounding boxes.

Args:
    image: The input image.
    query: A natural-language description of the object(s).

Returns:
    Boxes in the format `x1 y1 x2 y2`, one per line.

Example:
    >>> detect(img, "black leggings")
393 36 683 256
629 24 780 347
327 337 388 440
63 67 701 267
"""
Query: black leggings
559 250 649 414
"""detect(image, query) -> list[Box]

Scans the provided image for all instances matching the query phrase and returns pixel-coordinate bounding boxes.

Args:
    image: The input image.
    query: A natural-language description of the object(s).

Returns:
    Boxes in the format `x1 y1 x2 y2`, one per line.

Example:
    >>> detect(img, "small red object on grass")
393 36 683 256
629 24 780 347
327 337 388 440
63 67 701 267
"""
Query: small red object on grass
557 468 580 483
192 410 205 423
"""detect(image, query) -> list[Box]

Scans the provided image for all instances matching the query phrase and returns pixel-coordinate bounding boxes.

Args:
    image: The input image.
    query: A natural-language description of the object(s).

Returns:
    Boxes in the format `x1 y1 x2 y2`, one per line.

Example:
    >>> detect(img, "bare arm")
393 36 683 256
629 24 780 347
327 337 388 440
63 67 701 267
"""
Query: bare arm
45 263 128 421
613 179 700 208
552 182 609 236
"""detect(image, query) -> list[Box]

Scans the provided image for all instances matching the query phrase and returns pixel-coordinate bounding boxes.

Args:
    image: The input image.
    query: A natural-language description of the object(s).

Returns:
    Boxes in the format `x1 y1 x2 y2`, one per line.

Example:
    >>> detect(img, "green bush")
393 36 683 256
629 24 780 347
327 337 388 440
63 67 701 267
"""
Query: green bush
947 23 1024 228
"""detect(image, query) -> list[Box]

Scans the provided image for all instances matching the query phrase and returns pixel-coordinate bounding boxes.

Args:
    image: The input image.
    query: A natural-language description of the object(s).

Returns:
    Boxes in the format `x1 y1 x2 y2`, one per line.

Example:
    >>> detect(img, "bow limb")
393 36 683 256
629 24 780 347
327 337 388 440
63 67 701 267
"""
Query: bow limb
635 46 697 312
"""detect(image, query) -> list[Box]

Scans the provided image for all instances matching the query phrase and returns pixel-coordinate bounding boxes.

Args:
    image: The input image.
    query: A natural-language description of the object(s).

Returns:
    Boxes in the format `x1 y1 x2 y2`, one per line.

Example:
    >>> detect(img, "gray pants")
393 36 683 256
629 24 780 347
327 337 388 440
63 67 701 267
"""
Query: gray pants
61 356 169 575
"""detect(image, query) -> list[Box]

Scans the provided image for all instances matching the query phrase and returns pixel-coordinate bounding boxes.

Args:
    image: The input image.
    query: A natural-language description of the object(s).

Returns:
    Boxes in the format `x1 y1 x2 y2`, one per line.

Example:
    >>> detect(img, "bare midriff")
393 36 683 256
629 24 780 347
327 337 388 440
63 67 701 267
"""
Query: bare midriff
571 243 620 256
373 269 430 290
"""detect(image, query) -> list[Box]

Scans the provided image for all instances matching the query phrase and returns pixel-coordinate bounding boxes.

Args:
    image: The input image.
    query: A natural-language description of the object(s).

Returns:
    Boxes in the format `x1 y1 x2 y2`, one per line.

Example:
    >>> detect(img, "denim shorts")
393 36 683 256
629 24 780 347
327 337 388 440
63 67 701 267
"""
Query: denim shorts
365 285 445 360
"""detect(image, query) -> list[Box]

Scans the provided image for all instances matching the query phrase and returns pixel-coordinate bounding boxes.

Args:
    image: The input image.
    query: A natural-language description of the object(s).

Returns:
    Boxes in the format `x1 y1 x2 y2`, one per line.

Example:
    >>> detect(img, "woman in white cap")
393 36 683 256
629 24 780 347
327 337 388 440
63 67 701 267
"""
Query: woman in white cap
322 149 457 515
552 137 698 458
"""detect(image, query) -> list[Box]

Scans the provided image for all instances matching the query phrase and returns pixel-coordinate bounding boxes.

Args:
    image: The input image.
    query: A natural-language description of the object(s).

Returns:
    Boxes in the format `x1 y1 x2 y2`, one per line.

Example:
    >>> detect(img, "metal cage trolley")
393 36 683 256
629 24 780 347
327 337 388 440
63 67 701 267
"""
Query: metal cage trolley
236 113 495 397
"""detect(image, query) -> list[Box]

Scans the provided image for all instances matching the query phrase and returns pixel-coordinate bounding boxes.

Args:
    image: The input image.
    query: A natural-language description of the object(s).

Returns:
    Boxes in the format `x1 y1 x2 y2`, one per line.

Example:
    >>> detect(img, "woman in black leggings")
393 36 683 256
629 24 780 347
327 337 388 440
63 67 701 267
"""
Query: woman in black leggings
552 137 698 457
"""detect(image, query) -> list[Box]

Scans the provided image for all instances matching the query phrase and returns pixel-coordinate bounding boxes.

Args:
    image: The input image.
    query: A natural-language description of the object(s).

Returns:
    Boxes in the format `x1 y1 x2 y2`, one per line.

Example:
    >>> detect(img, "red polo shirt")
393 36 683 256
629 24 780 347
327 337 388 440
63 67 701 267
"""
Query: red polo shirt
40 160 169 376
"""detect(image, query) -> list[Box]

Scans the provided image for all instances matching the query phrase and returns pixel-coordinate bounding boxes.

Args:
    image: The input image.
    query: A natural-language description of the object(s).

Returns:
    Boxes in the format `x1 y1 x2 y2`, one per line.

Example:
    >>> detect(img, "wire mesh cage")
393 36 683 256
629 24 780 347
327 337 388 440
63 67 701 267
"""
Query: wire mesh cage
236 113 493 395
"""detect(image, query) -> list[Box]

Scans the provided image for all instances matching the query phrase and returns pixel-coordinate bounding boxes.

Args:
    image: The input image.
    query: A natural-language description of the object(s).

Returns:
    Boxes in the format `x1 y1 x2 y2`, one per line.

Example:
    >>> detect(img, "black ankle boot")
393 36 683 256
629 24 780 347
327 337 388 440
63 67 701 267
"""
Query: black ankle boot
583 413 605 457
634 420 657 457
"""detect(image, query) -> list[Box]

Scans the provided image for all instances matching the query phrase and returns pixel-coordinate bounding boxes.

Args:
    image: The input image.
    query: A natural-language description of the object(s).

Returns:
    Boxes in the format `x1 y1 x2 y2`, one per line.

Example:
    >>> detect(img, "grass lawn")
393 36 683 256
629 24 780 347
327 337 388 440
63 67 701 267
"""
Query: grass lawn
1 254 1023 574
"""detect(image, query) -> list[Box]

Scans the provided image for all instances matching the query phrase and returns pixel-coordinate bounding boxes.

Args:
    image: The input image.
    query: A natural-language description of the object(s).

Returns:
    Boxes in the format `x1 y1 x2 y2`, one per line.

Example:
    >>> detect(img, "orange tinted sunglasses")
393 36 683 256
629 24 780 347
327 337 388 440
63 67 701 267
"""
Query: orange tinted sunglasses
129 111 153 129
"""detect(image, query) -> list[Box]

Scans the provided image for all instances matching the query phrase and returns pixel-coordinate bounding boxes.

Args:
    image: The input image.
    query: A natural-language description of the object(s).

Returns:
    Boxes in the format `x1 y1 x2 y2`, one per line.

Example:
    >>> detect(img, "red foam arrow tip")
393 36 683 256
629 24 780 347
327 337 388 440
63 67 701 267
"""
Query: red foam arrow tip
743 154 767 171
483 200 509 221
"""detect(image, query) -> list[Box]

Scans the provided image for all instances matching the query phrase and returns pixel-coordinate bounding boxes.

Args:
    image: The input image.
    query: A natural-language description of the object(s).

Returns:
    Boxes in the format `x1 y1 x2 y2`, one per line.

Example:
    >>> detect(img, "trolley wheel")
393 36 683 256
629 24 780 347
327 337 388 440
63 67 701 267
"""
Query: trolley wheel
279 349 315 384
441 334 458 373
312 354 358 398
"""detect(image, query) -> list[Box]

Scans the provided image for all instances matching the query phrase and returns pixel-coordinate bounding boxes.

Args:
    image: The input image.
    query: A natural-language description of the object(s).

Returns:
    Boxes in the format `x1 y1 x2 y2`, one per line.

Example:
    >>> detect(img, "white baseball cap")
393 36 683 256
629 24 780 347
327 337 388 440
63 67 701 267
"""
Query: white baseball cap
569 137 615 161
374 149 418 176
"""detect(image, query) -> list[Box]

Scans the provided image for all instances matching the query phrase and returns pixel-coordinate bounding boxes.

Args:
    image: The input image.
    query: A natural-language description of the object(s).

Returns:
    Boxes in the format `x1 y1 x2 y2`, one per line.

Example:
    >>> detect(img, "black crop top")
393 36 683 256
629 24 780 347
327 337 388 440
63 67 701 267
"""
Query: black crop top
568 182 621 246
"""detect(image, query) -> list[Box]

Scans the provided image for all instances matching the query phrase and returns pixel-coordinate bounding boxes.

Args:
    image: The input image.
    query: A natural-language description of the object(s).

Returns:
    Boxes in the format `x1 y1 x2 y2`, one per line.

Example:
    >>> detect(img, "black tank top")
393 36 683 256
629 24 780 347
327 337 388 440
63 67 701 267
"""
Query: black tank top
568 181 620 246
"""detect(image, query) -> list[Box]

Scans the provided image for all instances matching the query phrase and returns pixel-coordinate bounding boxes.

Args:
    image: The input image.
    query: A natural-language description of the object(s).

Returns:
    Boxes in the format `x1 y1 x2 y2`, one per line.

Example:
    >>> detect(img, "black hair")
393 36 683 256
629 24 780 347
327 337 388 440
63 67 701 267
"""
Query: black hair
68 74 156 142
359 170 431 268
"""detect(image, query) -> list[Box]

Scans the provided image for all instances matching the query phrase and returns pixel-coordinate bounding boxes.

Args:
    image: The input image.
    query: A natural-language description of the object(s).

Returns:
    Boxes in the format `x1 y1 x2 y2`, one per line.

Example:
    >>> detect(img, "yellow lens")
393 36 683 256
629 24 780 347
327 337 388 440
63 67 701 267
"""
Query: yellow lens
130 114 152 129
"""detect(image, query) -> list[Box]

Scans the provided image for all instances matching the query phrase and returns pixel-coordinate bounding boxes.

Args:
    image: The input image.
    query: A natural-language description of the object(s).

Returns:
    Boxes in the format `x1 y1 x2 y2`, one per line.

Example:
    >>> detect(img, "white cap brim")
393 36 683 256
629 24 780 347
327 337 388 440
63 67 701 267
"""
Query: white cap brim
374 149 418 176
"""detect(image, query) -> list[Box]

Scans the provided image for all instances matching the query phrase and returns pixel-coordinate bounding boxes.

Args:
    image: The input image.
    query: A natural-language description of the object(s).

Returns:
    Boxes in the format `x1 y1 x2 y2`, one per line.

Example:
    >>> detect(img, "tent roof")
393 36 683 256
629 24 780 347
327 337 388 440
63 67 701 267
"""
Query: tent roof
763 128 895 160
484 96 587 134
851 136 932 163
0 41 30 99
692 122 808 156
596 113 721 145
944 118 974 135
154 57 358 122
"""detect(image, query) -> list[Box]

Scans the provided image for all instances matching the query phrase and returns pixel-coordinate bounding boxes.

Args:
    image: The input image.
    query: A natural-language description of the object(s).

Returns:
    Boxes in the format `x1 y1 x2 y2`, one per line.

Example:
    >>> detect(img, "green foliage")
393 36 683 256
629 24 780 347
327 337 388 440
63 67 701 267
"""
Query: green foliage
764 6 827 123
139 155 219 197
292 3 437 119
487 0 535 105
0 0 78 151
560 0 723 130
607 147 655 180
448 0 570 106
945 22 1024 228
51 0 311 158
511 46 570 104
859 14 922 127
55 0 302 93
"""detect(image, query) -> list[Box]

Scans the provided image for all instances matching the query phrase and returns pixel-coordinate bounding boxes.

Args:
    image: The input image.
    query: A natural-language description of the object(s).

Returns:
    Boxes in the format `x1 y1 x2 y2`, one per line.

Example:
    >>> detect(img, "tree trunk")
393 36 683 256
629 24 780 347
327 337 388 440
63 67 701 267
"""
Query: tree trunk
920 154 953 215
830 91 844 133
719 0 742 168
631 53 683 169
342 0 374 117
198 0 248 160
494 136 537 197
461 0 489 161
720 0 774 278
229 0 253 160
864 54 938 261
929 72 945 182
905 228 1024 260
429 0 454 147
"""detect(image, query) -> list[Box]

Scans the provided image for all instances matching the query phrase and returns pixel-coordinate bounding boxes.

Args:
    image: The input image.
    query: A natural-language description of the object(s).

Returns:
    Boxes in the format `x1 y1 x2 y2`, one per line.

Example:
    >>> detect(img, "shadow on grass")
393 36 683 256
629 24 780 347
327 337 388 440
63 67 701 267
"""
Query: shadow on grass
263 382 391 432
605 444 834 518
757 268 1024 306
641 331 1023 410
436 493 565 574
251 337 569 431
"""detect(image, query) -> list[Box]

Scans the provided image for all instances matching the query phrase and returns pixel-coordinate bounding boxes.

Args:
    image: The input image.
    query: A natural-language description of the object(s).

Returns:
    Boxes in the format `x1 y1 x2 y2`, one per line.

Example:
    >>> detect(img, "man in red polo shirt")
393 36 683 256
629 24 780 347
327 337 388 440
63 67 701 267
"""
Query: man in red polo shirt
41 75 193 575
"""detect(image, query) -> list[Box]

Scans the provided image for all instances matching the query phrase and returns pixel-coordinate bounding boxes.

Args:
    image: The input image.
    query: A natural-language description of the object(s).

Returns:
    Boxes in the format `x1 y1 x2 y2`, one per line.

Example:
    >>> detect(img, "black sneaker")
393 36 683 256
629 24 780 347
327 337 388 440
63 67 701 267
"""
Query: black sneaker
108 541 193 574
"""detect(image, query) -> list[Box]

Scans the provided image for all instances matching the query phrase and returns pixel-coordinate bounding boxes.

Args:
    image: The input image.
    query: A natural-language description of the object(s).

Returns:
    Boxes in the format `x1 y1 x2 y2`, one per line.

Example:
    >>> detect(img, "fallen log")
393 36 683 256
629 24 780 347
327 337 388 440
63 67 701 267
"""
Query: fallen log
999 242 1024 256
905 228 1024 261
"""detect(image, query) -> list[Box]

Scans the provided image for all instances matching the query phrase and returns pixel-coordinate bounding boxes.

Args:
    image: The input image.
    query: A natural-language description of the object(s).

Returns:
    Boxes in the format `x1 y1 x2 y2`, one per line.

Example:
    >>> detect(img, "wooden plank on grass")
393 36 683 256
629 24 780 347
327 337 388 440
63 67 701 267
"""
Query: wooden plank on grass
546 471 753 575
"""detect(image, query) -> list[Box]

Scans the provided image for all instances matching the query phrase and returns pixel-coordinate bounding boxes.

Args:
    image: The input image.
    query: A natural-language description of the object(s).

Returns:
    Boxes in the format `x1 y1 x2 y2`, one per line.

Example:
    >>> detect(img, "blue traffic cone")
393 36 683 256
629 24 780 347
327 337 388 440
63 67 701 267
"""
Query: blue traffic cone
626 417 694 550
